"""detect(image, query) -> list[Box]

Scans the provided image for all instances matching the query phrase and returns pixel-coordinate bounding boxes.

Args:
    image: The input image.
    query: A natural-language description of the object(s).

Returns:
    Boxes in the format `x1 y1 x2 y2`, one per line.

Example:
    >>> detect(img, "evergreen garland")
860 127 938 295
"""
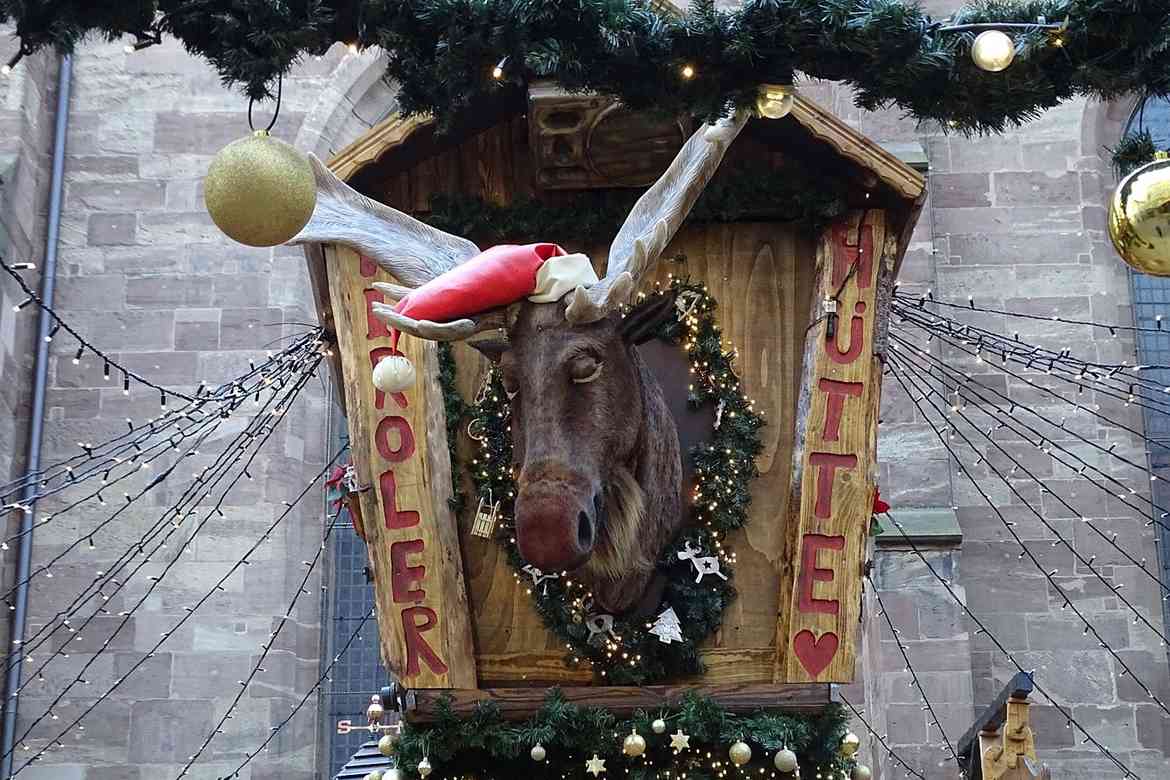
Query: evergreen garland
394 689 855 780
1110 129 1159 178
457 279 764 684
423 162 849 248
4 1 1170 133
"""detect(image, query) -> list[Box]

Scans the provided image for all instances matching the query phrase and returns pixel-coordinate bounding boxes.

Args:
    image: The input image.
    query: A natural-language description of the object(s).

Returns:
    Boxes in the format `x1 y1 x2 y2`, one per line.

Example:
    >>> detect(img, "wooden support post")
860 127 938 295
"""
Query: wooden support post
325 244 477 689
774 210 894 683
958 672 1050 779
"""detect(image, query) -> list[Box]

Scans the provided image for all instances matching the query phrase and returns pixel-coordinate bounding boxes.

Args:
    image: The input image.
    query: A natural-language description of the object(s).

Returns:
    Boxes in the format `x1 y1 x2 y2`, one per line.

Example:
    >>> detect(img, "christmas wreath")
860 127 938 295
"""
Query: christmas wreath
451 278 764 684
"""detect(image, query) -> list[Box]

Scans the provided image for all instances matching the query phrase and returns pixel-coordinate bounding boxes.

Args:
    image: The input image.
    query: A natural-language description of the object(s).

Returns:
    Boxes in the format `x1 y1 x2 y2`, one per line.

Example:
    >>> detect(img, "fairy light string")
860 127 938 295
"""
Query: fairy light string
8 436 339 774
837 694 926 780
175 446 347 779
5 356 326 765
882 512 1141 779
6 360 322 702
885 323 1170 538
867 576 963 773
887 333 1170 600
886 357 1170 717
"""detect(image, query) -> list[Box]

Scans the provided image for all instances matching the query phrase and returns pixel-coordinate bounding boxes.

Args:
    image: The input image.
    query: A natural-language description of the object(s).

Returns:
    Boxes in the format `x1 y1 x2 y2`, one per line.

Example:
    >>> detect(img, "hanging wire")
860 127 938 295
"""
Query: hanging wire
247 73 282 133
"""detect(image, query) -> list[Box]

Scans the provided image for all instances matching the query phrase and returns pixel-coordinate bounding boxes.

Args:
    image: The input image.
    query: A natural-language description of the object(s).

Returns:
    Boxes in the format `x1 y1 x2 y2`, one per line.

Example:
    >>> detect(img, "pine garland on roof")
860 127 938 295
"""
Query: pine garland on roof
2 0 1169 133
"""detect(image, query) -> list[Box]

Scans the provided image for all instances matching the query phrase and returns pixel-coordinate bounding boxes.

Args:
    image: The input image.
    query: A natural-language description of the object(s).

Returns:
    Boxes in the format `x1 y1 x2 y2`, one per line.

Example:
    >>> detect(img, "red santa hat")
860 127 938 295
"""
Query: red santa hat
372 243 599 393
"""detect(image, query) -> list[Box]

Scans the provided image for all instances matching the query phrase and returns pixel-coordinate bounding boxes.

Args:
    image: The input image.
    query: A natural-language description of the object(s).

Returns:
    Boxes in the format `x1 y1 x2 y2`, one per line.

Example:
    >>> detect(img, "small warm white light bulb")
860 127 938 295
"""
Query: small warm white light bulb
971 29 1015 72
680 63 696 80
124 44 135 54
347 41 359 54
1 65 11 76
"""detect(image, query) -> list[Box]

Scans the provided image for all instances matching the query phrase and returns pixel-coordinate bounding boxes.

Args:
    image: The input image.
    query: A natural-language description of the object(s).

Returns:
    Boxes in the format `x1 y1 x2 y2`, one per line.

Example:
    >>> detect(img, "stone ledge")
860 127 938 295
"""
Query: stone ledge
876 507 962 547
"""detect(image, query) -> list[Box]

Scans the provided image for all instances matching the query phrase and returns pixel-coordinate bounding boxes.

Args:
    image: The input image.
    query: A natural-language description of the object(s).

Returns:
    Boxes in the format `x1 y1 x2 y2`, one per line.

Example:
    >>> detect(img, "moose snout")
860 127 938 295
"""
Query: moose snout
514 480 599 573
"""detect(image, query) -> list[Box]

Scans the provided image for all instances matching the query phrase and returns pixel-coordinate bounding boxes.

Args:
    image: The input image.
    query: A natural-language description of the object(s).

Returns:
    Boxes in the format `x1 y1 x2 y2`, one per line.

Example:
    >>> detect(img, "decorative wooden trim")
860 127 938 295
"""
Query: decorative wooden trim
325 244 476 688
773 210 892 683
328 113 434 182
789 97 926 201
404 683 832 722
474 647 779 687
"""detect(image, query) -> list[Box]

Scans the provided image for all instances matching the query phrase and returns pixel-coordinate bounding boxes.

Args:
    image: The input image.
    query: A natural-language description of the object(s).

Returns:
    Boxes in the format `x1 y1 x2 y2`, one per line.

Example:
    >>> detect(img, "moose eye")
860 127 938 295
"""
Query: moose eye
569 356 603 384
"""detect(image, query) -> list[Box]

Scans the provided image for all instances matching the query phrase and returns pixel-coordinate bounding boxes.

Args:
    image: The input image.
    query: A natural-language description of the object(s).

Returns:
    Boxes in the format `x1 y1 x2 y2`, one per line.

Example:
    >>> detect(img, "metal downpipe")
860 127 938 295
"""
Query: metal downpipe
1 53 73 780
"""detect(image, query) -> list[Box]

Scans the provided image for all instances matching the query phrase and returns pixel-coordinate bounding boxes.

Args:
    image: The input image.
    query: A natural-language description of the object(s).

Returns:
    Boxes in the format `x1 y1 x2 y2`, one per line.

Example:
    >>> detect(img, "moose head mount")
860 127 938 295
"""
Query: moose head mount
291 111 749 615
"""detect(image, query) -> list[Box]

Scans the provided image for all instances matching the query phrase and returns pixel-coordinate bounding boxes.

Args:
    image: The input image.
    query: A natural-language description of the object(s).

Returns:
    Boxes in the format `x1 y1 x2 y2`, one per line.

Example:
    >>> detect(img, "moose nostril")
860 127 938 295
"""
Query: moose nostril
577 511 594 549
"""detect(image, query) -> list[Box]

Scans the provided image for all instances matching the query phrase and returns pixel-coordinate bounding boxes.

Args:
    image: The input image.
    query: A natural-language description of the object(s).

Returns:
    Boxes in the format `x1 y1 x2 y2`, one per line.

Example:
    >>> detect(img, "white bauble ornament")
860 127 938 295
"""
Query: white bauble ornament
839 732 860 757
382 770 403 780
651 718 667 734
417 757 433 777
970 30 1015 72
729 740 752 766
366 696 384 724
852 765 872 780
531 743 547 762
372 355 416 393
774 748 798 772
363 772 383 780
623 731 647 757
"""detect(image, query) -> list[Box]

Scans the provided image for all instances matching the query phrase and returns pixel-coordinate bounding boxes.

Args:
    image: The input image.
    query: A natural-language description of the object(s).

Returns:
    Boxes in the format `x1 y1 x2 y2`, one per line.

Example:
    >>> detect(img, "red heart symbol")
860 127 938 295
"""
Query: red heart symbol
793 629 838 678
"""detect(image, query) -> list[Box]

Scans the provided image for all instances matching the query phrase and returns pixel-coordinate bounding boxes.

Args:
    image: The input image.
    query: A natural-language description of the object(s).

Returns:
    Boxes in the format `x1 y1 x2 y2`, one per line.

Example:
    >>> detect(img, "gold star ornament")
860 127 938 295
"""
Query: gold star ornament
585 754 607 776
670 729 690 753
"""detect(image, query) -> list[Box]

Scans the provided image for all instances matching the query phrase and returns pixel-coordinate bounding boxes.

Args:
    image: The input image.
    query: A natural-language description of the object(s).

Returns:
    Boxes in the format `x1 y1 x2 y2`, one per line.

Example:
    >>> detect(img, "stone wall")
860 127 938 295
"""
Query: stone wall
0 9 1167 780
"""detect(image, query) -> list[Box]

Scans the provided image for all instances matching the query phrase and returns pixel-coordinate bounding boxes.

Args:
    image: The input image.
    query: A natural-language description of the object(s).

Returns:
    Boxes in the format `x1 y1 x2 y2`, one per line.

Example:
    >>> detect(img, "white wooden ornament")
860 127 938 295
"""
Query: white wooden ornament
372 354 415 393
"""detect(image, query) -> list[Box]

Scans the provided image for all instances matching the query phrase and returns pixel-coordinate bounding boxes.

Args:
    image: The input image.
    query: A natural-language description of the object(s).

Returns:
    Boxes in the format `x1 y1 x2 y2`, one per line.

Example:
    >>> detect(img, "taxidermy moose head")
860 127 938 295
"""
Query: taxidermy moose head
290 111 748 615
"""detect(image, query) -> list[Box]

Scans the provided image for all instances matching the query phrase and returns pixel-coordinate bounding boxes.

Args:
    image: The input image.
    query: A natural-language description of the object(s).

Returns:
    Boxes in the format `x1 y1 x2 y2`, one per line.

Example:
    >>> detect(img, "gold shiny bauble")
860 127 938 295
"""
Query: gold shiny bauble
623 731 647 757
852 764 872 780
774 748 798 773
531 743 547 762
756 84 795 119
651 718 667 734
204 130 316 247
363 772 383 780
1108 154 1170 276
839 732 860 757
378 733 397 756
729 740 752 766
971 30 1015 72
366 700 384 724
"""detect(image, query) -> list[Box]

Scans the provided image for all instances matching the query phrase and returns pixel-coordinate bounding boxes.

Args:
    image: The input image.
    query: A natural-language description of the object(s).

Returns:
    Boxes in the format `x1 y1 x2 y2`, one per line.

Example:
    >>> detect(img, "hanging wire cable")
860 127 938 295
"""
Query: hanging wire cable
882 512 1141 778
837 694 926 779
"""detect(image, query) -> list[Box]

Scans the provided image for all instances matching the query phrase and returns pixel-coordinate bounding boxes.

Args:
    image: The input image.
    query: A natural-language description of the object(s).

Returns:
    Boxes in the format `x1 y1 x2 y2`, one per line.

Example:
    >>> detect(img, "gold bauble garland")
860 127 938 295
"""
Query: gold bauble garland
204 130 316 247
1108 152 1170 276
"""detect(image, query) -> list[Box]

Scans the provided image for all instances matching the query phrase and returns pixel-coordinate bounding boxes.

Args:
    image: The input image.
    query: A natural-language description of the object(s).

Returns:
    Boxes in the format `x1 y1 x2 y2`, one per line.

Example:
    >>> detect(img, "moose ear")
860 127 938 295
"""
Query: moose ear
620 296 676 346
469 338 510 363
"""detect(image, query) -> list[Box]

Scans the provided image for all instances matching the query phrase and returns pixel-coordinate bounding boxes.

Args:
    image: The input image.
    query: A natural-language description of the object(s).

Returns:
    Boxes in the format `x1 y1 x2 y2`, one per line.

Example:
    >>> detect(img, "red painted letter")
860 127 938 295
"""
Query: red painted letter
369 349 408 411
831 224 874 290
819 379 864 442
401 606 449 676
797 534 845 615
379 470 420 529
390 540 427 603
363 289 393 340
809 452 858 519
375 416 415 462
828 302 867 365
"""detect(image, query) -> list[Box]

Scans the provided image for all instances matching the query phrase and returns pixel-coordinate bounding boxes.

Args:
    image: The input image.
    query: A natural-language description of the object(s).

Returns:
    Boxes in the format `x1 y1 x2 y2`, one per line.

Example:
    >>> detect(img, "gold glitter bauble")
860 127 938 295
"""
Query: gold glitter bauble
204 130 316 247
852 764 872 780
363 772 382 780
378 733 397 756
1108 153 1170 276
839 732 860 757
623 731 646 757
729 740 752 766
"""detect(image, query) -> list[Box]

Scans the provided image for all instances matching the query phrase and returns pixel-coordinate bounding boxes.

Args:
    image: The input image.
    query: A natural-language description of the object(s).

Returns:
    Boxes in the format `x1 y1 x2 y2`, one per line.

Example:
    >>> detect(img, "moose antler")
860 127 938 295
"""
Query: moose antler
369 300 507 341
288 155 480 288
565 109 750 324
